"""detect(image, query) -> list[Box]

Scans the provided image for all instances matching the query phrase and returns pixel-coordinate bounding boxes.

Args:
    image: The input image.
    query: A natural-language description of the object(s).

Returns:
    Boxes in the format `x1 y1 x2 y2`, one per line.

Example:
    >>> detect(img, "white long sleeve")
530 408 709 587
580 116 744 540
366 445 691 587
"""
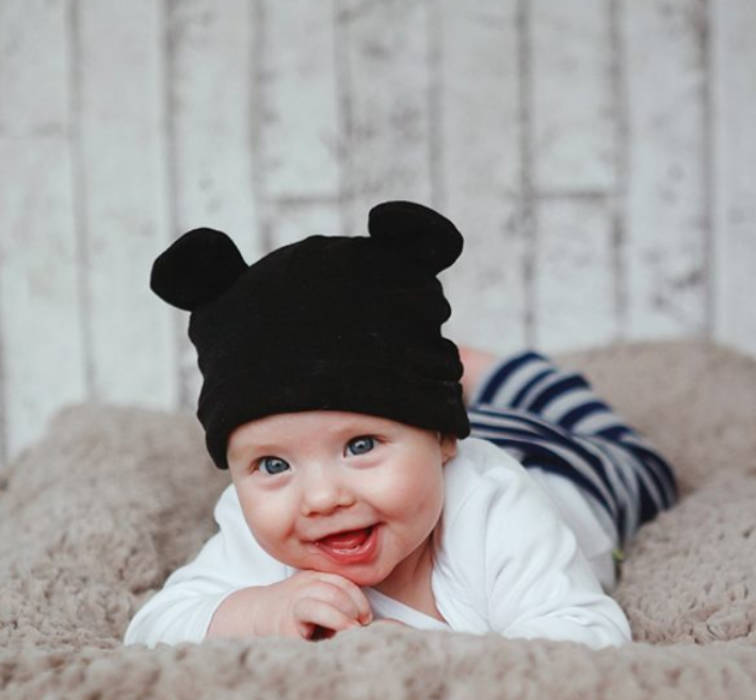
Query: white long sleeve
433 438 631 648
123 485 290 647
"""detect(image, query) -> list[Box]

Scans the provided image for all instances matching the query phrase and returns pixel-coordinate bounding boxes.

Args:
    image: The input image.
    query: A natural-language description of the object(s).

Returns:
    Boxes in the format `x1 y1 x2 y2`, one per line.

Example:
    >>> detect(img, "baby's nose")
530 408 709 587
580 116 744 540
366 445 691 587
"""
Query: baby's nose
300 468 354 516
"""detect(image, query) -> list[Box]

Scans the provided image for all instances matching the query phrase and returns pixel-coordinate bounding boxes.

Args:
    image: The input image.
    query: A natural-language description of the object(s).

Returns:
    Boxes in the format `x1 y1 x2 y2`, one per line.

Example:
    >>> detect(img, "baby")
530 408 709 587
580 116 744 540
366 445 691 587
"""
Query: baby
124 201 677 648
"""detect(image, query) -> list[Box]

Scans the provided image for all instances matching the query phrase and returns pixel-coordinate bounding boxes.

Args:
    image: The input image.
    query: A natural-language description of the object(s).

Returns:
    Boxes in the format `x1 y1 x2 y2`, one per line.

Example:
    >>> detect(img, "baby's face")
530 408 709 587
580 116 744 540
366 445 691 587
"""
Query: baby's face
226 410 457 590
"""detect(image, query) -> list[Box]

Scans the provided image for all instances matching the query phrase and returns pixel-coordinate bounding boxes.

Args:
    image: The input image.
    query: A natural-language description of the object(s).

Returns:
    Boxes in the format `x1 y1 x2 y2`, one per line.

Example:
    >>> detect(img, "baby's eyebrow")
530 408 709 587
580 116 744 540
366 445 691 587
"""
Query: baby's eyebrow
228 440 282 461
327 421 390 439
226 439 260 463
332 420 378 433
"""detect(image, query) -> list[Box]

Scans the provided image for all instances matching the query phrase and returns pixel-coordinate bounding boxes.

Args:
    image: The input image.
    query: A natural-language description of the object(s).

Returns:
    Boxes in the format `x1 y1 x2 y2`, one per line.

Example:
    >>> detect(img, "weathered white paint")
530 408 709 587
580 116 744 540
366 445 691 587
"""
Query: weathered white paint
713 0 756 356
337 0 433 234
76 0 175 407
167 0 259 252
436 0 526 352
262 0 341 202
435 0 521 200
442 200 526 352
0 0 71 139
624 0 709 338
1 0 755 468
0 141 87 463
0 0 86 462
262 0 342 249
531 0 616 192
268 201 343 248
530 0 618 350
535 198 617 351
166 0 259 408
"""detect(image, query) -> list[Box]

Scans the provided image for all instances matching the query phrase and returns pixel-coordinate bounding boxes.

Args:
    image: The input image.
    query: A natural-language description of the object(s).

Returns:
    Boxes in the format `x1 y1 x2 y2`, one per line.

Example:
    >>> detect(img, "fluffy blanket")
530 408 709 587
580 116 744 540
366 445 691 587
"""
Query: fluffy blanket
1 341 755 698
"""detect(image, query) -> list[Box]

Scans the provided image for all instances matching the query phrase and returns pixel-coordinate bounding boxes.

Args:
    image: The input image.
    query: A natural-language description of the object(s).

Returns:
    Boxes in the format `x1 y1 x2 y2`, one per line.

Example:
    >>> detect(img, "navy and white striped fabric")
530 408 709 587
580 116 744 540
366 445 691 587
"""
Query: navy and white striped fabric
467 350 677 546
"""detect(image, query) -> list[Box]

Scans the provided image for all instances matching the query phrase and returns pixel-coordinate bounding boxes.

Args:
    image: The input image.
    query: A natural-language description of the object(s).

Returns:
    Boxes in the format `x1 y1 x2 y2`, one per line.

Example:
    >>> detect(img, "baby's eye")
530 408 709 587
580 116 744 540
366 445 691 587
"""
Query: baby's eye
346 436 376 456
257 456 290 476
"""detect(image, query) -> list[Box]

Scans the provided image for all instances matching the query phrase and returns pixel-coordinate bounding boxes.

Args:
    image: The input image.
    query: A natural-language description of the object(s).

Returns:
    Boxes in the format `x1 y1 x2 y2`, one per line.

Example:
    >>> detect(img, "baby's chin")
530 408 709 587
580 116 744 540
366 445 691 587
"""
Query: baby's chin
282 552 391 588
335 569 387 588
306 561 389 588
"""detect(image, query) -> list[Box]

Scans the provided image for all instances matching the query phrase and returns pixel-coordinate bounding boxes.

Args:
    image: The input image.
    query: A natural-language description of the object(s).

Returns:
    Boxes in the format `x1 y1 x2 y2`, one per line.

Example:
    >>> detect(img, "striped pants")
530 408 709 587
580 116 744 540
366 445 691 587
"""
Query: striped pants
467 350 678 548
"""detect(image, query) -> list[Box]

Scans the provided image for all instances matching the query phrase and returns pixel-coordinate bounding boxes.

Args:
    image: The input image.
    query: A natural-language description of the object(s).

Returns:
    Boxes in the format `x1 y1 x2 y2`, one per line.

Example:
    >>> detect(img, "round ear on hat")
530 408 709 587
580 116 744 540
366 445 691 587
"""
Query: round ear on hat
367 200 464 274
150 228 248 311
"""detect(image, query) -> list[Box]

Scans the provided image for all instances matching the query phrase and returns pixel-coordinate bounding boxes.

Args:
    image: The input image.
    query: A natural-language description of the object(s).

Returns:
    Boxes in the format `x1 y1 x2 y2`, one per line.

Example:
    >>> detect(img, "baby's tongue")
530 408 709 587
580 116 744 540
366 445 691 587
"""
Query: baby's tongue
319 527 370 548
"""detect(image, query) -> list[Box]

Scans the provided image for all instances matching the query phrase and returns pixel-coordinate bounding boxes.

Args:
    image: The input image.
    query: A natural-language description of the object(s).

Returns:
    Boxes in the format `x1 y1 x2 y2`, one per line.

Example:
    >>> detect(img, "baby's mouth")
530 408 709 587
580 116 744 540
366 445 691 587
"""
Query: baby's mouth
317 526 373 550
314 524 379 563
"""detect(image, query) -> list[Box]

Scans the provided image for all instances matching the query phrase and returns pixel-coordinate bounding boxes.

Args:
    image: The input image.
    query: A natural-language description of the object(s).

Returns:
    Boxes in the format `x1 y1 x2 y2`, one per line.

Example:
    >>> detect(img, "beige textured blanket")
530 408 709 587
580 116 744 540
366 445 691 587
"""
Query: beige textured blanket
1 341 755 698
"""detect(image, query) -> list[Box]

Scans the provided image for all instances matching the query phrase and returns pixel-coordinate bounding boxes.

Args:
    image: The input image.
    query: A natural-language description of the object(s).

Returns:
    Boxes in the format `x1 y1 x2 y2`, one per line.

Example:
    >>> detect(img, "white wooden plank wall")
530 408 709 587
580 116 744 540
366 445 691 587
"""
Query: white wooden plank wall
625 0 709 338
1 0 754 468
531 0 618 348
263 1 342 248
0 0 86 465
439 0 526 350
77 0 176 410
714 0 756 355
166 0 258 407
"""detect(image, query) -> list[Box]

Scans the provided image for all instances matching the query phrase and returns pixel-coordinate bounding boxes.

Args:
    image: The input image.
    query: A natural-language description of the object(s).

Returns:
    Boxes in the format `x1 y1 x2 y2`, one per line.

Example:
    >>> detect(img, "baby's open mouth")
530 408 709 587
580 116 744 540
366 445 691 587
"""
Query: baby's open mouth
314 525 379 563
317 525 374 550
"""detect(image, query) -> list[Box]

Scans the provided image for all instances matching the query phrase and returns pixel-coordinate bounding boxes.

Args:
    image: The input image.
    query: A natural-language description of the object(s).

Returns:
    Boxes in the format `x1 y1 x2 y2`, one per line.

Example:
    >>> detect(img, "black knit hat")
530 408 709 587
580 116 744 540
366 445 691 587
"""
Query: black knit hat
150 200 470 469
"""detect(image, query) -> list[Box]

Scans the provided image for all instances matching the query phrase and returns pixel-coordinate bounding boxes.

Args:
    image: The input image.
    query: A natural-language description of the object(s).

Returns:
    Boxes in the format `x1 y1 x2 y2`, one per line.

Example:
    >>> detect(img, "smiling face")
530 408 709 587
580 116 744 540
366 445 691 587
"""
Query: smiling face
226 410 457 594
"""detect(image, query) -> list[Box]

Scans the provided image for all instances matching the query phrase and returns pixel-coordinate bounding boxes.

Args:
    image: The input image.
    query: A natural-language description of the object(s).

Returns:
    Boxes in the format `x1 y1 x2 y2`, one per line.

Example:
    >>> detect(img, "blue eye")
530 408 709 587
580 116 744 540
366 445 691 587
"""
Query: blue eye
346 436 375 456
257 456 290 475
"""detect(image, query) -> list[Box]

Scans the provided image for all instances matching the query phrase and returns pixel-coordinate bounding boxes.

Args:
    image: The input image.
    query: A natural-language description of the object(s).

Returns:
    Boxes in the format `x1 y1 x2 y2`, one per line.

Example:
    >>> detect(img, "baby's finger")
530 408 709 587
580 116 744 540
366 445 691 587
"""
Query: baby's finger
303 581 367 625
292 597 360 640
309 572 373 624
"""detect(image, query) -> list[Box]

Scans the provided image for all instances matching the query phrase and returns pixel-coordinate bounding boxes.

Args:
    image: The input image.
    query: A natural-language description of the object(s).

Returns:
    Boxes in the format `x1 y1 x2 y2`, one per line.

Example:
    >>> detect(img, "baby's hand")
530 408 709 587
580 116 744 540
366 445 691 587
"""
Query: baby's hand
257 570 373 640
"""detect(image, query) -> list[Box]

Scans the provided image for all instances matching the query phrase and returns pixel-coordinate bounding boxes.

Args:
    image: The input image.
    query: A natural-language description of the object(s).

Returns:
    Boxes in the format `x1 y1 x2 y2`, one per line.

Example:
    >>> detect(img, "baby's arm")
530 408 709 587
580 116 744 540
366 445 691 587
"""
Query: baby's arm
487 468 629 647
445 444 630 648
124 485 371 646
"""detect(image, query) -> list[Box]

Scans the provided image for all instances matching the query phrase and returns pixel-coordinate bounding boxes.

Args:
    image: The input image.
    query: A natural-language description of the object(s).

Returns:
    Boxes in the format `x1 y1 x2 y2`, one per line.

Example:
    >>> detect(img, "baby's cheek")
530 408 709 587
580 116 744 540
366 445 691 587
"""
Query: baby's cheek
245 516 294 561
374 467 443 517
238 494 291 548
415 475 445 518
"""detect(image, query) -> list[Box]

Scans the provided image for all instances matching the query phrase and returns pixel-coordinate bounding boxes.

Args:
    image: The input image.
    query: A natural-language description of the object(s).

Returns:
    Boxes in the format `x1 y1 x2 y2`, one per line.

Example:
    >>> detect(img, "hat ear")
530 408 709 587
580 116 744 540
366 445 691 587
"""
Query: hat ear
367 201 463 274
150 228 248 311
